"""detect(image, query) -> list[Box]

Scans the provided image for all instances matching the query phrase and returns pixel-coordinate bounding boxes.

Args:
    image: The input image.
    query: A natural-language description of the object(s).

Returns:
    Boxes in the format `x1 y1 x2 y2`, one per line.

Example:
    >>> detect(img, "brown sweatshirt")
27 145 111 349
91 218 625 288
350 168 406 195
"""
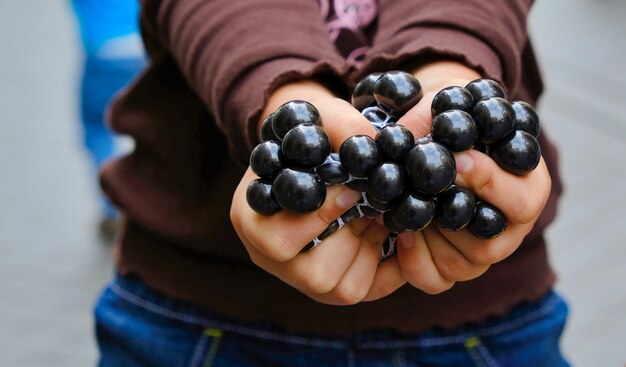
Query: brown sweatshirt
101 0 563 335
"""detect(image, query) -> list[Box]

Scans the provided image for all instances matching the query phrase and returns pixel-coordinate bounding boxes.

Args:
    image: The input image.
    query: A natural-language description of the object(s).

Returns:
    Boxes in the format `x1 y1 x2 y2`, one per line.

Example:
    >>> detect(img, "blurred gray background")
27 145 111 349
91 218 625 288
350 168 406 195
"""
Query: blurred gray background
0 0 625 366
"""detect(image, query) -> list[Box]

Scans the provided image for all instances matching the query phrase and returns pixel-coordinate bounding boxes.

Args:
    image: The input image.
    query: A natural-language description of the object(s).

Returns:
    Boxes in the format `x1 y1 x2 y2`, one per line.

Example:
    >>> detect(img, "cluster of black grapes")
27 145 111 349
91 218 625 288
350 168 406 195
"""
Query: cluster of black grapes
246 70 541 258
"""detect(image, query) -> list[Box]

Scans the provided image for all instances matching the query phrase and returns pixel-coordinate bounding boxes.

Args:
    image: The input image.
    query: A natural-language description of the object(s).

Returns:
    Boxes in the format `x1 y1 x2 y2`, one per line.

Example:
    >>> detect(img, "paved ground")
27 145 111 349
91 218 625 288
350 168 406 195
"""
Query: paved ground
0 0 624 366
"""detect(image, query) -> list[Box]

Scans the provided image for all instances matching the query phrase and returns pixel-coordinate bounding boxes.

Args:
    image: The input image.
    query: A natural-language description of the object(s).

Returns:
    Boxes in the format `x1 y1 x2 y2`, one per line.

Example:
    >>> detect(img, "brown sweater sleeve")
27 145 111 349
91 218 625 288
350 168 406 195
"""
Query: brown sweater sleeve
361 0 533 94
140 0 351 163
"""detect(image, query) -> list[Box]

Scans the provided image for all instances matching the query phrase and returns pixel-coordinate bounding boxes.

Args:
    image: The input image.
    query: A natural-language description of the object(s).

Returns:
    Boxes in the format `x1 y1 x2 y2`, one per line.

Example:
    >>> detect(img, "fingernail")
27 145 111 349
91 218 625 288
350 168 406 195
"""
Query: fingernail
398 232 414 249
336 189 362 210
456 153 474 175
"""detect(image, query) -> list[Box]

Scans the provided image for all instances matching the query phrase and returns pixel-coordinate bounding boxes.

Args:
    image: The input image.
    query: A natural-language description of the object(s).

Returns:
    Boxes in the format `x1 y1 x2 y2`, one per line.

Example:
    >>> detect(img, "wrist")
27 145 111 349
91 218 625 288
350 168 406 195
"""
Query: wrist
411 60 482 94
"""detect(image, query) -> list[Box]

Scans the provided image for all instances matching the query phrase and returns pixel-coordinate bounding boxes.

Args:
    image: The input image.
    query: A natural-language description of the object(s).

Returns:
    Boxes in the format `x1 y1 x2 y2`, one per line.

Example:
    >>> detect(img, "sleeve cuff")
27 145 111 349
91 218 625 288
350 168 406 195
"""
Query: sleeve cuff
357 27 505 89
222 58 351 164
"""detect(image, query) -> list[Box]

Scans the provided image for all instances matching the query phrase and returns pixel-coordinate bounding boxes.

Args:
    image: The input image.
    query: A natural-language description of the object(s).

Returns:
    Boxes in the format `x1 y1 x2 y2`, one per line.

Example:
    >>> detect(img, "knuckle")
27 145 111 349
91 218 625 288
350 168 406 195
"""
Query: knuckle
316 203 338 226
373 275 401 299
333 282 368 305
473 162 497 197
469 244 507 265
421 281 454 295
302 264 339 295
400 262 424 287
437 256 471 280
261 230 297 262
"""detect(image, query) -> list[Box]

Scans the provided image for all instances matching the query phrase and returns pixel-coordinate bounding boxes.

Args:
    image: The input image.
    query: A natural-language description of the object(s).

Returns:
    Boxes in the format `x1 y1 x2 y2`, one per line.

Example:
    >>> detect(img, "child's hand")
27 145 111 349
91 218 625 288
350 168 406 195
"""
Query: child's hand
364 61 552 297
231 80 402 305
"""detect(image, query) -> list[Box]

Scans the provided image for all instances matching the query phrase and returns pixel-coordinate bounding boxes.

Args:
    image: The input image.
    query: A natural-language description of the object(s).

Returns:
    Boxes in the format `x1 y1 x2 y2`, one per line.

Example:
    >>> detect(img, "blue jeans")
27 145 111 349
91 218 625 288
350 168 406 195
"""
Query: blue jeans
95 274 570 367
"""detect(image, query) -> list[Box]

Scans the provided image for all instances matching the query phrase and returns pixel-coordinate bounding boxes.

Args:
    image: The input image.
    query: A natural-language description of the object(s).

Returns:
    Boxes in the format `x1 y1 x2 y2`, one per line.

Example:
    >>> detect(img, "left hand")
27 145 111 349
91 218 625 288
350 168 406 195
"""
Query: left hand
364 61 552 299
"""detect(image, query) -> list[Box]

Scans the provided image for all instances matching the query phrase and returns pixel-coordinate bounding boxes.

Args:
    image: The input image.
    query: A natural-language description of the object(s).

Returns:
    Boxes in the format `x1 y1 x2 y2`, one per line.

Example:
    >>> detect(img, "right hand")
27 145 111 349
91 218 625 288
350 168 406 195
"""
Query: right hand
231 80 406 305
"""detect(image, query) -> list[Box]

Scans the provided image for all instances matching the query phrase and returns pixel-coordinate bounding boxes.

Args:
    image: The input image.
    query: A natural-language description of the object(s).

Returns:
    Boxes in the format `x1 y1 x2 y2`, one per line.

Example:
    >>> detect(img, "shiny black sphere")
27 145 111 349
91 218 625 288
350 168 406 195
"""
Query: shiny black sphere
345 178 369 192
434 186 476 231
272 168 327 213
511 100 541 138
431 110 478 152
431 86 474 116
272 100 321 140
465 78 506 102
339 135 382 178
246 179 281 215
472 97 515 144
250 140 284 179
373 71 424 117
385 192 434 232
466 201 507 239
490 130 541 176
364 192 393 212
405 141 456 195
352 72 383 111
367 162 407 205
260 113 278 142
281 123 331 168
316 160 349 184
383 211 405 233
375 124 415 162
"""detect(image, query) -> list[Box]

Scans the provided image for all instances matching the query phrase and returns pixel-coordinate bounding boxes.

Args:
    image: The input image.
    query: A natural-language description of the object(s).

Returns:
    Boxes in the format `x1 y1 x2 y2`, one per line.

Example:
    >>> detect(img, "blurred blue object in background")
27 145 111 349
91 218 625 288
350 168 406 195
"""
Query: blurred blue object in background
71 0 147 227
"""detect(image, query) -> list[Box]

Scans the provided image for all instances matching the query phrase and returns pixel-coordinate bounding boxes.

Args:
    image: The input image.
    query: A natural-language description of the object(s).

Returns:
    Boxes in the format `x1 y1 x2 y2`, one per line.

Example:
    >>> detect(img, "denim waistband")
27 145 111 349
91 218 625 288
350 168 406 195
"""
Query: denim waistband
107 273 564 351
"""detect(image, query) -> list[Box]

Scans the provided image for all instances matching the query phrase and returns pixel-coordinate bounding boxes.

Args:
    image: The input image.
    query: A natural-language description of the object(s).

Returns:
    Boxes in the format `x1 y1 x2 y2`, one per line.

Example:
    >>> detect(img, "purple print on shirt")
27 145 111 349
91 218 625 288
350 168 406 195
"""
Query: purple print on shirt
319 0 377 66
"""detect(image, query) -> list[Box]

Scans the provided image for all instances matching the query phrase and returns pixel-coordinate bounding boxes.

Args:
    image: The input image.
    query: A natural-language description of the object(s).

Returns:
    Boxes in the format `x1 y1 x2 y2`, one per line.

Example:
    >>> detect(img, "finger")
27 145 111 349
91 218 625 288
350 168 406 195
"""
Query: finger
362 256 407 302
438 221 535 266
314 97 379 150
244 222 364 295
395 231 455 295
304 221 388 305
454 151 551 225
395 90 435 139
231 168 362 262
422 227 489 281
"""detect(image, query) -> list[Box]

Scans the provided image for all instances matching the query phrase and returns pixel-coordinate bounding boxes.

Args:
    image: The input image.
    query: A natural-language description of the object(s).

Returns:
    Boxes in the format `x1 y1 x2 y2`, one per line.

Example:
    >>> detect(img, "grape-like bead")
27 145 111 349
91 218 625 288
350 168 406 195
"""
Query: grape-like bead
246 179 280 215
282 123 331 168
466 201 507 239
367 162 406 205
272 100 321 140
472 97 515 145
431 86 474 116
489 130 541 176
511 100 541 138
376 124 415 162
317 160 349 185
260 113 278 142
250 140 284 179
434 186 476 231
386 192 434 232
465 78 506 103
374 71 423 117
339 135 382 178
405 141 456 196
272 168 326 213
352 72 383 111
431 110 478 152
